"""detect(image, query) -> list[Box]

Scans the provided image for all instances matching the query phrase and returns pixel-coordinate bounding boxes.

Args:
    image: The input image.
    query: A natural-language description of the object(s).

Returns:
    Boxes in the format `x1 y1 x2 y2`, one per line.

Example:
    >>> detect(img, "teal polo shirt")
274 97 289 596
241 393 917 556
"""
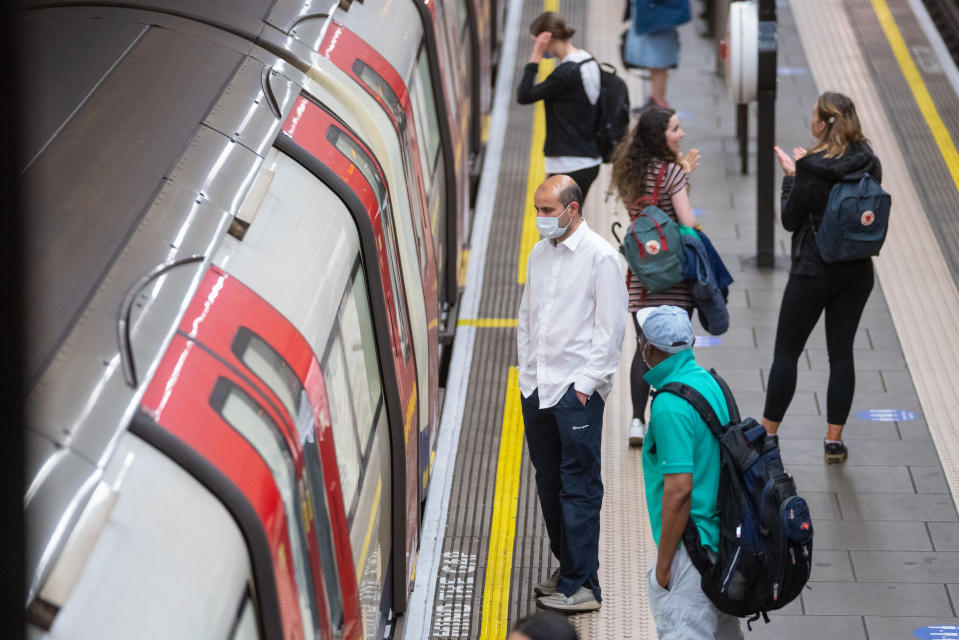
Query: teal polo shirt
642 349 726 552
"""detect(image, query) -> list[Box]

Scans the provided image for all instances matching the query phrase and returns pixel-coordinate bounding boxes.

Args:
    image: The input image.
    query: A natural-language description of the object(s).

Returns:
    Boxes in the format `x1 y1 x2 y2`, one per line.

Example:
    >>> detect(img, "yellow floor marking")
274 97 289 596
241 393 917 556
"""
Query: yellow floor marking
479 367 525 640
355 477 383 583
481 114 492 144
517 0 557 285
870 0 959 191
458 249 471 288
404 386 417 444
457 318 519 328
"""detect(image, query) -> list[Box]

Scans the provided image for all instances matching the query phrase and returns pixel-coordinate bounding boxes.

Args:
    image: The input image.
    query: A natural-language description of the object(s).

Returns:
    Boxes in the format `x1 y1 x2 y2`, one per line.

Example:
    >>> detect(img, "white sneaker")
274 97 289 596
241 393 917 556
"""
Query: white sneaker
629 418 645 447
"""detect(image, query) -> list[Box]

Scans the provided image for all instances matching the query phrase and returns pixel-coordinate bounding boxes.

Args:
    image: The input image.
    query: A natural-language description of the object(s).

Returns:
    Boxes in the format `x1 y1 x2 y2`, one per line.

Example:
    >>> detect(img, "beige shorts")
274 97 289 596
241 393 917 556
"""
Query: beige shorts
647 544 744 640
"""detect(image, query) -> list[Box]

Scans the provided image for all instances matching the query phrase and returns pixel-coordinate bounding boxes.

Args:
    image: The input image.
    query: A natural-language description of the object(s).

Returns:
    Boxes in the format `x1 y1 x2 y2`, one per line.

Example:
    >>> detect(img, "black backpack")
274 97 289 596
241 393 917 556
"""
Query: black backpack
656 370 813 628
815 171 891 263
576 58 630 162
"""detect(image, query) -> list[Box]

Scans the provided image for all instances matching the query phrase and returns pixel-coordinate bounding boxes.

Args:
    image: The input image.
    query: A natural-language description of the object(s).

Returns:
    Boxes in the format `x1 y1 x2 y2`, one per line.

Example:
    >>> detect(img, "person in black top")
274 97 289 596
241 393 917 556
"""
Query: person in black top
762 92 881 464
517 12 602 199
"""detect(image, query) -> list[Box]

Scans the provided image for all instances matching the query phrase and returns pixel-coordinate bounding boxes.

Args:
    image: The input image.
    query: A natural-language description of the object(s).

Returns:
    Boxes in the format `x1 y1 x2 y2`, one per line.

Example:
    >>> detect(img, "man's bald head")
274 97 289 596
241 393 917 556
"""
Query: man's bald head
536 175 583 212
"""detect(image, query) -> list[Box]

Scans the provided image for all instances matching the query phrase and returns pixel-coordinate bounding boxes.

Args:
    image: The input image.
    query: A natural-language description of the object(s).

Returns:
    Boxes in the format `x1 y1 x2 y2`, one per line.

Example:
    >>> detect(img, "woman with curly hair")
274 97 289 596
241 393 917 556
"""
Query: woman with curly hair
610 108 700 447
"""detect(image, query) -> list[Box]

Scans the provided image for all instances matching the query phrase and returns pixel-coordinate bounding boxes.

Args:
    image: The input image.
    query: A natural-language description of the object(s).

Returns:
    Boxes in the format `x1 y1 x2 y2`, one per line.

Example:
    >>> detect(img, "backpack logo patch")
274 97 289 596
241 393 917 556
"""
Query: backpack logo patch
861 210 875 226
645 239 661 255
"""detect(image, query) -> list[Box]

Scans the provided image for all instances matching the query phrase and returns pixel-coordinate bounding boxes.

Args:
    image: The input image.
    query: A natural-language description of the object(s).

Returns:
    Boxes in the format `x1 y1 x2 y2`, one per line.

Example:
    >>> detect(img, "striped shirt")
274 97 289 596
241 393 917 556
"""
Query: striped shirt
626 160 694 312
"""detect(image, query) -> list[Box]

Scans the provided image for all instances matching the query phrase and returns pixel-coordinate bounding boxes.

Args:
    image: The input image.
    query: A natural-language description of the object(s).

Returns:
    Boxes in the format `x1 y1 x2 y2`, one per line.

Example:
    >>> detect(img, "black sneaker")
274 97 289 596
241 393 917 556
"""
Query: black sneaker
768 434 779 449
824 440 848 464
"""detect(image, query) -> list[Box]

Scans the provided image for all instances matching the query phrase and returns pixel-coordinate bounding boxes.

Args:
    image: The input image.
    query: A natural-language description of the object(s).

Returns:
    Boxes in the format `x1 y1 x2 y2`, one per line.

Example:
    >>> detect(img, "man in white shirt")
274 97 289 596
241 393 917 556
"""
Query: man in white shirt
517 174 628 613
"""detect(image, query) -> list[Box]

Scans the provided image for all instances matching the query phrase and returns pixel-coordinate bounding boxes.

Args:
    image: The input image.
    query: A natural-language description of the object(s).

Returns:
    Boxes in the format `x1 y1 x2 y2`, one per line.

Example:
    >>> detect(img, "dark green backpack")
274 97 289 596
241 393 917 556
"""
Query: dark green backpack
616 165 685 293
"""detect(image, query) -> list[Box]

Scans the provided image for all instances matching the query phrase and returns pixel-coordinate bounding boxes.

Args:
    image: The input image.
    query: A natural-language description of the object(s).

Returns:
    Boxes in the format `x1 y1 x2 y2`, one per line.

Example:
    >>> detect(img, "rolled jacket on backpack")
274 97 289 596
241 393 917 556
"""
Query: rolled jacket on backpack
681 230 730 336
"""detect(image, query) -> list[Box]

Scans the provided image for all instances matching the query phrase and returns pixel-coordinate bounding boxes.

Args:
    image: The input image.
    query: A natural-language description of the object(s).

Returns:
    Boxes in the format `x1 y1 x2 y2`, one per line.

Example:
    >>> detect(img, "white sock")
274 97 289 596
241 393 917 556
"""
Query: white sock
824 439 843 445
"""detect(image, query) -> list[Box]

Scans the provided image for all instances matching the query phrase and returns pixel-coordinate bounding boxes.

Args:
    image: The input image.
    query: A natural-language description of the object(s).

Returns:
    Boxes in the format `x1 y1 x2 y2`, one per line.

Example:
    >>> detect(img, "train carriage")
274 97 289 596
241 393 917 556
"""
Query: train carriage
20 1 495 638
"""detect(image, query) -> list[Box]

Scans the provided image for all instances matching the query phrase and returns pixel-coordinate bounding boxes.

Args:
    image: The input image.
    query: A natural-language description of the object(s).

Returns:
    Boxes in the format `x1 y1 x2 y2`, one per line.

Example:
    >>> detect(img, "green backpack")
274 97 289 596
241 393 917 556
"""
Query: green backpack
615 165 685 293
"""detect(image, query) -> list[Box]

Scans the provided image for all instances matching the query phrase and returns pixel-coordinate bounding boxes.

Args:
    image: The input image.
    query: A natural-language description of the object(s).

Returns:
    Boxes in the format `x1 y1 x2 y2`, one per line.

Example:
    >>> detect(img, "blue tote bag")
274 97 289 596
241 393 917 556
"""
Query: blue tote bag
631 0 691 35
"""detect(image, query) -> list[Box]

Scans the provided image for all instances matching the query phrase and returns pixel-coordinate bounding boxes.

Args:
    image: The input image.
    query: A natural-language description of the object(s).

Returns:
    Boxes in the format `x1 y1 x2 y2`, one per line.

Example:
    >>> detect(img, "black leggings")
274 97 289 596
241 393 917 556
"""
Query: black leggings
549 164 600 201
763 260 874 426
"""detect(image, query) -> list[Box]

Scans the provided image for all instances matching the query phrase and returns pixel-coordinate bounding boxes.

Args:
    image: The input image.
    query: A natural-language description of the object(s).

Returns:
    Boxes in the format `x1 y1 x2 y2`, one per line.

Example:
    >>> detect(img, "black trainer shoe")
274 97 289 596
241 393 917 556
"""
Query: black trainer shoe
824 440 848 464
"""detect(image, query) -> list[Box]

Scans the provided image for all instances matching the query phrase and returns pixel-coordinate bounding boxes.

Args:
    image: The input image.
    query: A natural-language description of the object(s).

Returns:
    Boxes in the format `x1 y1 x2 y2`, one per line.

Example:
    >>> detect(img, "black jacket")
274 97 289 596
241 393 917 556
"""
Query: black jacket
780 141 882 276
516 60 599 158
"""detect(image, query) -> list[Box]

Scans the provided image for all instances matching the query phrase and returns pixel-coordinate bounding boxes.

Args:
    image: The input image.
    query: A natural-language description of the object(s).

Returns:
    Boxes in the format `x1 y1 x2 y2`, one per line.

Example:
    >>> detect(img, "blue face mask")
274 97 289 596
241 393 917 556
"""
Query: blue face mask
536 205 572 239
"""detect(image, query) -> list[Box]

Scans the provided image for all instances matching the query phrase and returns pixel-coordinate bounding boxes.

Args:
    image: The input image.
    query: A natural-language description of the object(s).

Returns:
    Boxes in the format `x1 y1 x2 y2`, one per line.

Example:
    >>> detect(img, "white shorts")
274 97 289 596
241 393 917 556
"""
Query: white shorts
647 544 744 640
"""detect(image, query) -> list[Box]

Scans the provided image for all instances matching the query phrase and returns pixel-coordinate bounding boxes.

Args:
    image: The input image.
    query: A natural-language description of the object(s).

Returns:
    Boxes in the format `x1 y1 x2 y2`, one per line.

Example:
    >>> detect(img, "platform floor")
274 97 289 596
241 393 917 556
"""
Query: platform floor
405 0 959 638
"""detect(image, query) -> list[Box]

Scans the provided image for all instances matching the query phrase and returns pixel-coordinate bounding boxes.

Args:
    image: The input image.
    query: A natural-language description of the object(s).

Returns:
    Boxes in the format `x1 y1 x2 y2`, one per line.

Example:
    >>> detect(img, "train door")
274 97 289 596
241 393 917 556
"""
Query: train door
318 21 441 501
141 329 336 639
276 96 420 608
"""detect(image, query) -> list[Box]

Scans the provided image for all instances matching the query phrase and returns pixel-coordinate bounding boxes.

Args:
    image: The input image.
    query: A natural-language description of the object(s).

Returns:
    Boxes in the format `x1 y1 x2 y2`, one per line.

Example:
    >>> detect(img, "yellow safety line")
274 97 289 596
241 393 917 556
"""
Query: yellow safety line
458 249 471 288
355 478 383 583
479 367 525 640
869 0 959 191
517 0 559 284
457 317 519 327
404 386 417 444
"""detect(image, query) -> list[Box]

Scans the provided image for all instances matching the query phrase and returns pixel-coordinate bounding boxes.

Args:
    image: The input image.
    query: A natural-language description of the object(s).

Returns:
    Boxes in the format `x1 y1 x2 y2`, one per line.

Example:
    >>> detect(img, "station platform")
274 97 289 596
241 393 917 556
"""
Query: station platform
404 0 959 638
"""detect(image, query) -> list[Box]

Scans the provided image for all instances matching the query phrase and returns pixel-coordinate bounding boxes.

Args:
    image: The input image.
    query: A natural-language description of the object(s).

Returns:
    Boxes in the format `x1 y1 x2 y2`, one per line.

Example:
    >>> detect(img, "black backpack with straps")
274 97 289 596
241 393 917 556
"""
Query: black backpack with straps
655 369 813 627
575 57 630 162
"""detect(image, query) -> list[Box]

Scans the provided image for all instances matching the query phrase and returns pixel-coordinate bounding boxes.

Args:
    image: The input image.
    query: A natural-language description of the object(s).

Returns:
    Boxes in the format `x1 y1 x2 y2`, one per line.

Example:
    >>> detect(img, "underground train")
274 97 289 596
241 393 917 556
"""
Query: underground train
20 0 505 638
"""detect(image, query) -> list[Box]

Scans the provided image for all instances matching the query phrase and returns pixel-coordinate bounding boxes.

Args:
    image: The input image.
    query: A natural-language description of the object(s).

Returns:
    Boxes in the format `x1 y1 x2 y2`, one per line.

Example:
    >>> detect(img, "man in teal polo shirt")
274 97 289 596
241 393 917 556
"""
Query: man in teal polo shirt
637 306 743 639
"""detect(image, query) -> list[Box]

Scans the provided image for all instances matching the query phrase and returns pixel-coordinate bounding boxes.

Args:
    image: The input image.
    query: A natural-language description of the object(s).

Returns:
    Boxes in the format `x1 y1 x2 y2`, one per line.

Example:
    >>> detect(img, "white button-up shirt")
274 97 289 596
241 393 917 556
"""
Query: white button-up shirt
517 220 628 409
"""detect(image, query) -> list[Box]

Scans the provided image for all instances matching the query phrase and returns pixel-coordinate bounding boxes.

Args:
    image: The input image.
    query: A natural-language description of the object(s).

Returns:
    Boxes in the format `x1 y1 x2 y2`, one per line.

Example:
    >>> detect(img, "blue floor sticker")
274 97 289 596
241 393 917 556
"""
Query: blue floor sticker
675 110 694 120
857 409 917 422
692 208 705 217
695 336 721 347
914 625 959 639
778 66 808 75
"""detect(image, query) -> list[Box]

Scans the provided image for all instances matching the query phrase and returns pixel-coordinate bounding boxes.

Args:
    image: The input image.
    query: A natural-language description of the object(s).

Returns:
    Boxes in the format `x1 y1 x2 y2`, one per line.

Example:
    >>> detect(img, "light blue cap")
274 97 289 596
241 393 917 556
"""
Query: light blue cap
635 305 695 354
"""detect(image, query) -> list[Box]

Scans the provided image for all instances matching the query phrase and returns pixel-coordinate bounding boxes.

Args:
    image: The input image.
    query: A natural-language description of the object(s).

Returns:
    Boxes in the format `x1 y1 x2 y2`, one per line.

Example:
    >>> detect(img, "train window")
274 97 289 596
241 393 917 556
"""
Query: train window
433 1 462 100
352 59 407 133
456 0 469 32
321 333 362 516
232 327 301 421
229 589 261 640
231 328 347 635
328 127 387 205
409 49 441 184
327 126 411 364
302 438 345 635
338 267 383 453
211 378 321 638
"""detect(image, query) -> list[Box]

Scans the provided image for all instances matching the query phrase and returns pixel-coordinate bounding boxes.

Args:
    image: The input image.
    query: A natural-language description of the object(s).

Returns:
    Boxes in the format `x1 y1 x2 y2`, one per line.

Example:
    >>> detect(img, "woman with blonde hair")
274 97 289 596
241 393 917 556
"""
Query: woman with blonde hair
763 91 881 464
610 107 699 447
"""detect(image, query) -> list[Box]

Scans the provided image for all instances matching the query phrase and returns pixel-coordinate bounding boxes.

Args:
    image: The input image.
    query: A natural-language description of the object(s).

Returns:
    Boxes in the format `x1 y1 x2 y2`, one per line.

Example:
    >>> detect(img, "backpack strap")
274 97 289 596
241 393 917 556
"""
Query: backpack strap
707 368 741 423
655 382 724 440
630 163 668 217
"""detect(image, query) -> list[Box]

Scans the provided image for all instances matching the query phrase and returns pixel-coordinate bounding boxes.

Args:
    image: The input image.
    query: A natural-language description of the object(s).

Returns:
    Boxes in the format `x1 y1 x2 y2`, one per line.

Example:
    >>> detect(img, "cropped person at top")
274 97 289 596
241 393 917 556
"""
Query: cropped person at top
609 107 700 448
762 92 881 464
517 12 602 199
622 0 691 109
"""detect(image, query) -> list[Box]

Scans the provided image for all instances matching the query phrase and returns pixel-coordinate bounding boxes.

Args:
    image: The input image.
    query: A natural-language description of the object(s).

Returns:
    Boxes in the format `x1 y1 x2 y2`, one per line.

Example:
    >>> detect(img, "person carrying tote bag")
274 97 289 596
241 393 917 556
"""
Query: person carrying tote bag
623 0 691 109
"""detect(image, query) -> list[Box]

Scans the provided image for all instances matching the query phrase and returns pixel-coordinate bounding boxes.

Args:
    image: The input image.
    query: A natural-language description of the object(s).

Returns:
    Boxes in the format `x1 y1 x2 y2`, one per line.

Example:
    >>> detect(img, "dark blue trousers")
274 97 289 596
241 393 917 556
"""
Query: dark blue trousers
520 384 605 600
